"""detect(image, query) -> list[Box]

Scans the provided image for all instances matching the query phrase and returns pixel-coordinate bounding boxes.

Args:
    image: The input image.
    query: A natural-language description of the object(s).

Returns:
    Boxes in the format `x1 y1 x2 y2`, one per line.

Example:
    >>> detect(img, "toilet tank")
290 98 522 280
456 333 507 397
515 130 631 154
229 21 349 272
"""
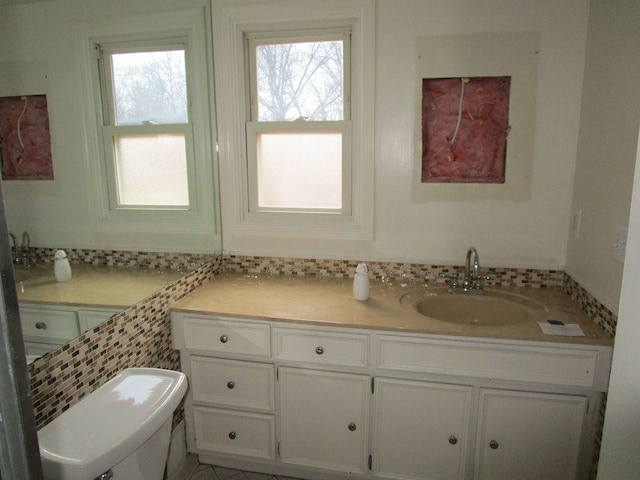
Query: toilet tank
38 368 187 480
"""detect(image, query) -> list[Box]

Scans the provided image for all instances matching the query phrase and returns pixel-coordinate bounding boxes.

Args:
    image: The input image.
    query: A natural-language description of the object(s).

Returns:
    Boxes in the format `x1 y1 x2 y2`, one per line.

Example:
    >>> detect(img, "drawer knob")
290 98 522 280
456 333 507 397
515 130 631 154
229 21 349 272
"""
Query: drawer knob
448 435 458 445
348 422 357 432
489 440 499 450
35 322 48 330
228 431 237 440
315 346 324 355
219 335 229 343
227 381 235 389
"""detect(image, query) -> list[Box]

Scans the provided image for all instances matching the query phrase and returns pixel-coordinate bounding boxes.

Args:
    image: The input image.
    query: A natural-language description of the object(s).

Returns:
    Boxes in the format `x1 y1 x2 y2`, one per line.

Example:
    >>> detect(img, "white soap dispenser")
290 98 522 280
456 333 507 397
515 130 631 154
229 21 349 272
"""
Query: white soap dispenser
353 263 370 301
54 250 72 282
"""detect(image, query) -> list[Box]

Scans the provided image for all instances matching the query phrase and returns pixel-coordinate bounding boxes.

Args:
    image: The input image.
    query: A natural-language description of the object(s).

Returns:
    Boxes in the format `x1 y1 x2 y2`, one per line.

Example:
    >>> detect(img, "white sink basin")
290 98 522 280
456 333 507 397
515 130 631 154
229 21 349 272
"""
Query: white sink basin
402 289 546 326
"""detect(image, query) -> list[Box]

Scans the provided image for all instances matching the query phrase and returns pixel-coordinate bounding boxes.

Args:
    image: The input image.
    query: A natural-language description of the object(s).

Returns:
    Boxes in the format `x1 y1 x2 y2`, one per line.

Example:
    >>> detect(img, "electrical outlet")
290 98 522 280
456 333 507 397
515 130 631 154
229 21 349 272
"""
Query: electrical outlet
572 210 582 239
613 224 628 264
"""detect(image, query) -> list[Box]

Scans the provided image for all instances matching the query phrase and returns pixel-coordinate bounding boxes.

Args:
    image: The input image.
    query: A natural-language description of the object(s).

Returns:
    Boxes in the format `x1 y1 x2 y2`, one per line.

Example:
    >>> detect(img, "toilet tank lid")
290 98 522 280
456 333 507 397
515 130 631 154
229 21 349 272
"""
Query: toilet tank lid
38 367 187 480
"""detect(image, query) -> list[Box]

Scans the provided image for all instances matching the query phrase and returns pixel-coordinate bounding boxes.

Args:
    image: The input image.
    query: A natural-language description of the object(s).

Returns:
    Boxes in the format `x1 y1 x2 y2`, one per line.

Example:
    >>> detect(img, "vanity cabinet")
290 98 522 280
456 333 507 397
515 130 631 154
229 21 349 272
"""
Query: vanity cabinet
190 356 276 460
172 312 610 480
20 305 80 351
372 378 589 480
279 367 370 475
20 303 121 355
474 389 587 480
372 378 473 479
76 308 122 333
172 315 277 466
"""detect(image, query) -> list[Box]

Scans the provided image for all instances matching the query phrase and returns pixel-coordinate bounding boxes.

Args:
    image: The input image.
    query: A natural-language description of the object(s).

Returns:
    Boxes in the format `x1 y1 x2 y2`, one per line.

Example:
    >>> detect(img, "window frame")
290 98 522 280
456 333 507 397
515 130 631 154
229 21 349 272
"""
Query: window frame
212 0 375 241
245 32 352 215
95 39 197 212
76 8 220 253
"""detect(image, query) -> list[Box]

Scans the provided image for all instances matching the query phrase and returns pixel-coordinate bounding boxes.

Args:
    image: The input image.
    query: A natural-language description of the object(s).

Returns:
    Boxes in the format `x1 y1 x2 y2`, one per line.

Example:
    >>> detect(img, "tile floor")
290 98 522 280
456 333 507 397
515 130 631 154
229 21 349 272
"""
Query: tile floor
190 464 302 480
173 455 303 480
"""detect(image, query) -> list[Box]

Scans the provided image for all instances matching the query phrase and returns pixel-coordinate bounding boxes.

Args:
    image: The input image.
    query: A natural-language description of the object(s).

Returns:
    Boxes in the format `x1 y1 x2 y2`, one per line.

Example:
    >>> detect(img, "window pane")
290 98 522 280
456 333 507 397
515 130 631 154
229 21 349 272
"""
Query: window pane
257 132 342 209
111 50 188 125
113 134 189 206
256 40 343 122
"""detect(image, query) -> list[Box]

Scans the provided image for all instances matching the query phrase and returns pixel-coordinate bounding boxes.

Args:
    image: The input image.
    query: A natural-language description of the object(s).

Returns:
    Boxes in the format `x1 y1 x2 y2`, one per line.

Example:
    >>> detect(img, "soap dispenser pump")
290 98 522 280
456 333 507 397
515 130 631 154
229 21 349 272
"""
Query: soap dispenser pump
54 250 72 282
353 263 369 301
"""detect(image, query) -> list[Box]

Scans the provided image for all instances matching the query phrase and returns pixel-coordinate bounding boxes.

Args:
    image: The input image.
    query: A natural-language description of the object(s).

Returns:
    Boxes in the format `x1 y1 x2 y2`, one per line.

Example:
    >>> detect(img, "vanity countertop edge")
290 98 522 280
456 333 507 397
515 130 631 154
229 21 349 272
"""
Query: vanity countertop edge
170 273 613 347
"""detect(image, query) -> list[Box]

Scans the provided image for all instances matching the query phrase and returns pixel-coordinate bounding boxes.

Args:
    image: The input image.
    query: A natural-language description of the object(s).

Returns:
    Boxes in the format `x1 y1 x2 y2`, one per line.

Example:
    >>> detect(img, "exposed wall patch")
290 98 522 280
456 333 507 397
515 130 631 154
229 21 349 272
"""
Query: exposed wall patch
421 76 510 184
0 94 54 180
413 32 538 202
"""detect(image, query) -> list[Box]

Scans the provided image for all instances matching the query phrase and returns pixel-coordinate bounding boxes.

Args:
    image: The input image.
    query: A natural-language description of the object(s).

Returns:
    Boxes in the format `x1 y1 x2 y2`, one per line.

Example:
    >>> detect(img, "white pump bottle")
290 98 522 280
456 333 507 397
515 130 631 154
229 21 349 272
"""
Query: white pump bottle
353 263 370 301
54 250 72 282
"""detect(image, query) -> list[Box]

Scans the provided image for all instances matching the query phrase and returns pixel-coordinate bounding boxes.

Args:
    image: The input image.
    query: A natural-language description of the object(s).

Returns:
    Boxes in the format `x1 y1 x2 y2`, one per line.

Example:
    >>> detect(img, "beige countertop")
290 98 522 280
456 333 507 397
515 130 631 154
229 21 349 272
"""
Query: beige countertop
171 273 613 346
14 264 185 309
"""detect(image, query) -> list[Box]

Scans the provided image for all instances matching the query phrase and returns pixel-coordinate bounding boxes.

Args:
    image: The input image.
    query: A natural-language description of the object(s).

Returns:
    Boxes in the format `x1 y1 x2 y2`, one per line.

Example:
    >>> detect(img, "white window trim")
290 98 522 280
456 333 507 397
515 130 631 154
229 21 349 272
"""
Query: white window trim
212 0 375 241
75 8 220 252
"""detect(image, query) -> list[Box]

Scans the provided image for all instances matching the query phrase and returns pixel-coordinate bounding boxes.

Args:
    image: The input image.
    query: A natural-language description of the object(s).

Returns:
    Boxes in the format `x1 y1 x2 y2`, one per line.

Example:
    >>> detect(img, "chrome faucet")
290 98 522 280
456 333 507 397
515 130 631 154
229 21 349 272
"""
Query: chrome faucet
9 232 18 259
8 231 33 268
21 231 32 267
466 247 480 283
440 247 488 294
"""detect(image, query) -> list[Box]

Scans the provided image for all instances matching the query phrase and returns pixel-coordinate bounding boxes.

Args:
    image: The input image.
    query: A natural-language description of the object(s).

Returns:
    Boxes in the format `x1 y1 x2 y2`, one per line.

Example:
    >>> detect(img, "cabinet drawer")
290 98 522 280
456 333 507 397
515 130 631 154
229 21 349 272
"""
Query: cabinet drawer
178 316 270 358
193 406 275 460
19 307 79 343
190 356 274 412
274 327 370 367
376 335 602 388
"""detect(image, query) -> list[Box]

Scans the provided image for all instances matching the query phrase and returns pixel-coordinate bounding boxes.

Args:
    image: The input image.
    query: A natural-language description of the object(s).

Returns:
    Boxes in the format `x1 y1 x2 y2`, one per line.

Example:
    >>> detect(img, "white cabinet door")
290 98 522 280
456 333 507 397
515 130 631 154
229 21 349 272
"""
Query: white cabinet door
475 389 588 480
279 367 370 475
373 378 473 480
77 308 121 333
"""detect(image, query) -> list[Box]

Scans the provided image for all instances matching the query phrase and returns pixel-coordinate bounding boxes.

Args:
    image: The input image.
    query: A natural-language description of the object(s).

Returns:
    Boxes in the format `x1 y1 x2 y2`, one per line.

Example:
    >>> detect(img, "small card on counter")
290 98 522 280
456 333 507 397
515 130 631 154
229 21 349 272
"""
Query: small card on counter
538 320 585 337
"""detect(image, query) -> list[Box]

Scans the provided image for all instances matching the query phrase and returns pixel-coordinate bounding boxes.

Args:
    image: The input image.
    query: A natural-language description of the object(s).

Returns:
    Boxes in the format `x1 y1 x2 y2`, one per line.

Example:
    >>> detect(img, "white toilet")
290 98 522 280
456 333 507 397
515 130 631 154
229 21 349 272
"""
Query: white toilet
38 367 188 480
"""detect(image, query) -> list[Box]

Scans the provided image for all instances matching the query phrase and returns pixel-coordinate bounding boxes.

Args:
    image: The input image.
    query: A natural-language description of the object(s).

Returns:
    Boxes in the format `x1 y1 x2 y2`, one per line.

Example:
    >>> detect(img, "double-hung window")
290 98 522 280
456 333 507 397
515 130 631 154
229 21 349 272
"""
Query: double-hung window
245 31 351 215
96 40 195 211
212 0 375 243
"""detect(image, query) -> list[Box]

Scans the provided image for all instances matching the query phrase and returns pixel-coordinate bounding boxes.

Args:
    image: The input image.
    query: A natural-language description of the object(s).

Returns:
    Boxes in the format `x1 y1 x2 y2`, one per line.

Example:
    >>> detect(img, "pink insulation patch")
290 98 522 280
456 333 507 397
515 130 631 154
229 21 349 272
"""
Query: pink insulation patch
0 95 54 180
421 77 510 184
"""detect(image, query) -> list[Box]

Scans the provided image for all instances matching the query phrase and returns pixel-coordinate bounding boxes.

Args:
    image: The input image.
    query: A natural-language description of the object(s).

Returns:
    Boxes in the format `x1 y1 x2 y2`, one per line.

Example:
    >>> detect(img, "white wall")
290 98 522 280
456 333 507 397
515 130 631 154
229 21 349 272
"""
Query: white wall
573 1 640 476
1 0 611 275
566 0 640 313
598 125 640 479
219 0 590 270
0 0 221 253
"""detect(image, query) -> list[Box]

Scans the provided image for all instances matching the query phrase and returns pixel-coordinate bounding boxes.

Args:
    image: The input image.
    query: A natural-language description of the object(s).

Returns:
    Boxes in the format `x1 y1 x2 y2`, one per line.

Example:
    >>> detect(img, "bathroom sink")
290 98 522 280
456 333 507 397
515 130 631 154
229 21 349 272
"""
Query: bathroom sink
403 289 545 326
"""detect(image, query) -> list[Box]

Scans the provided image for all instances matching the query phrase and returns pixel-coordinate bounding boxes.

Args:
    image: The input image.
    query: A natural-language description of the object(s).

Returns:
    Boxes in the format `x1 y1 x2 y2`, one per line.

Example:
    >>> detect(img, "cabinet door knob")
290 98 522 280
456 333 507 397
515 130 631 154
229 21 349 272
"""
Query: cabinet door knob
227 381 235 389
219 334 229 343
35 322 47 330
448 435 458 445
228 431 237 440
489 439 499 450
315 346 324 355
348 422 357 432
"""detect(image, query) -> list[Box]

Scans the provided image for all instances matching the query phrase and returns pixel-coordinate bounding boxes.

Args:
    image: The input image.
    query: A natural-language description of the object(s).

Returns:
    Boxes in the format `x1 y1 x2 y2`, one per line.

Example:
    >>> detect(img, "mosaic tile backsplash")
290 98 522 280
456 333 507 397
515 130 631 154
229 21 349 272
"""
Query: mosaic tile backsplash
27 251 616 434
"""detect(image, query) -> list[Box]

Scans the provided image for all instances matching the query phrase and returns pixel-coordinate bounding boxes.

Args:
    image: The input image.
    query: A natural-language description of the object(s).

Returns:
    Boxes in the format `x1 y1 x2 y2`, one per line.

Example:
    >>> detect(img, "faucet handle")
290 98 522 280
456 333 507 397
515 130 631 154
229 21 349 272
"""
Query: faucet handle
479 273 494 285
439 272 459 280
439 272 460 291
